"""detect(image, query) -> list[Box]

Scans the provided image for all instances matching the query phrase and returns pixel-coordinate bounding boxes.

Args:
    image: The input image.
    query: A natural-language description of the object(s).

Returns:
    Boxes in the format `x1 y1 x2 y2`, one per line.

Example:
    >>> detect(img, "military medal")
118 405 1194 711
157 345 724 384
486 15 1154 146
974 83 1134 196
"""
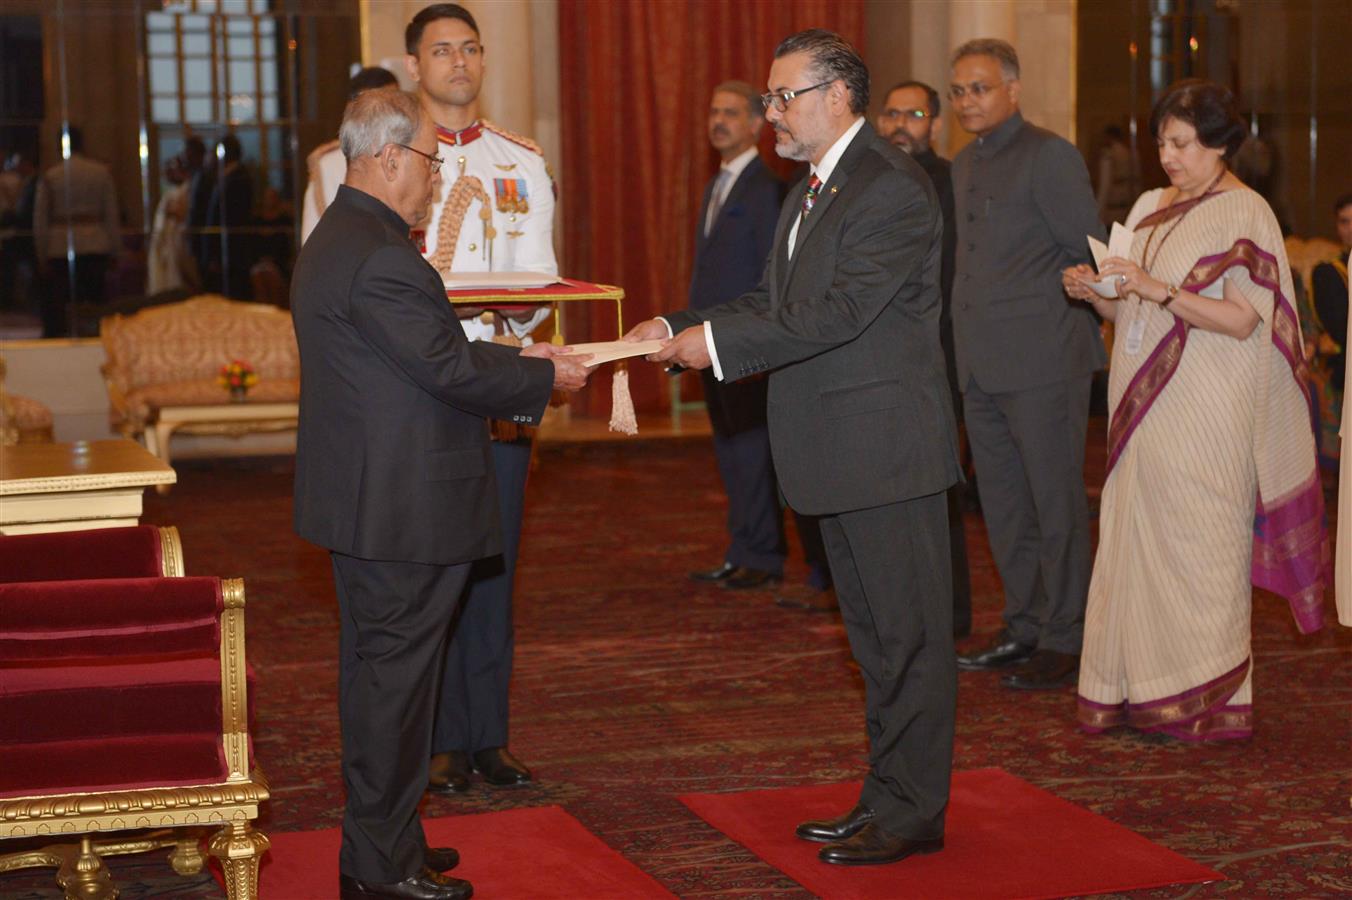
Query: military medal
494 178 530 216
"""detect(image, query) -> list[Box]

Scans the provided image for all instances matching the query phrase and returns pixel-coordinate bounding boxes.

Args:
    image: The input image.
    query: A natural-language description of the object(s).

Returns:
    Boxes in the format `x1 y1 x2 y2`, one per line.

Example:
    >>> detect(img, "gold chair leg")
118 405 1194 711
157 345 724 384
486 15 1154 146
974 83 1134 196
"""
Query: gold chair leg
57 836 117 900
208 821 269 900
168 834 207 875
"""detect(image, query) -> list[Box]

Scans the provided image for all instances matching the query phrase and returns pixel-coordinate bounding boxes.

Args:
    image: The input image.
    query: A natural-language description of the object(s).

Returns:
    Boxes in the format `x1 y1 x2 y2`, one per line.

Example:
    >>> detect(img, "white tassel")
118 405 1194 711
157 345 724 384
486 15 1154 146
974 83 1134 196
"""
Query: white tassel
608 365 638 435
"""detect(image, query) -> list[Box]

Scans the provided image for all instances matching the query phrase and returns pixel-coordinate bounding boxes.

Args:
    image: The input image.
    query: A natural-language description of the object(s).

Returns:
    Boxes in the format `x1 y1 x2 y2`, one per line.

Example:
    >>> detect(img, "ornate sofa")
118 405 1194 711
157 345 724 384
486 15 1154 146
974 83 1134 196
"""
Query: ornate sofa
0 355 54 445
100 295 300 476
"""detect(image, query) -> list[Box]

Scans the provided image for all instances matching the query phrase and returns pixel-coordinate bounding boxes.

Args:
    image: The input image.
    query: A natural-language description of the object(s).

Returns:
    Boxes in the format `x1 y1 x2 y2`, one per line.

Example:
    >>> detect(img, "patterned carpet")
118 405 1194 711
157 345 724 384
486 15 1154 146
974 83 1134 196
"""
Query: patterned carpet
4 424 1350 899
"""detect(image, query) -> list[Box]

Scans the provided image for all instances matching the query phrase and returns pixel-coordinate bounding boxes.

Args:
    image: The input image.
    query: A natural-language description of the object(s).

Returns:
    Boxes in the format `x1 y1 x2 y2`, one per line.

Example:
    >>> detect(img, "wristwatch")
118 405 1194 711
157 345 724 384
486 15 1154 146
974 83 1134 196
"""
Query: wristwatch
1161 283 1180 306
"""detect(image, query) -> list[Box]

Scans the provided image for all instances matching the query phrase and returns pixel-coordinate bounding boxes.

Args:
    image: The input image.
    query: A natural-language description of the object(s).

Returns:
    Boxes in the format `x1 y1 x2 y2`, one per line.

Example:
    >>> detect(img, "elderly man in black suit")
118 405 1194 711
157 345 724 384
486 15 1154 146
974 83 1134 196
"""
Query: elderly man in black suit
291 88 589 900
629 29 960 867
685 80 787 592
948 39 1105 691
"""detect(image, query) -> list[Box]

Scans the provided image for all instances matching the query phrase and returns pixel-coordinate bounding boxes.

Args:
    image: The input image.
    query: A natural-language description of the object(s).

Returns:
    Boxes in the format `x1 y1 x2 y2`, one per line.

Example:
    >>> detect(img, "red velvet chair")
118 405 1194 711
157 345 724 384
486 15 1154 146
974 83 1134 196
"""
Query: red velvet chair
0 524 183 582
0 575 269 900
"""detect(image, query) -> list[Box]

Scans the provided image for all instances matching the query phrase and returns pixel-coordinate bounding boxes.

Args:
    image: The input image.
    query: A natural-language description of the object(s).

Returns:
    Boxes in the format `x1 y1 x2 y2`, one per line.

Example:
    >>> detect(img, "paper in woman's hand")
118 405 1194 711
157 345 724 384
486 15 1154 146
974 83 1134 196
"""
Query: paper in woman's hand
1086 222 1136 297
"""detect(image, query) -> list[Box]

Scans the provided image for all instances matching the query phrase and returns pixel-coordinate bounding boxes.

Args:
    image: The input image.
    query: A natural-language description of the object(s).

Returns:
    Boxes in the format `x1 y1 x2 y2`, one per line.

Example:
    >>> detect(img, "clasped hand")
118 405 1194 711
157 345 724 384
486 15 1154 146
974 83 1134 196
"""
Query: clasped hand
621 318 712 371
1064 257 1168 304
519 342 593 391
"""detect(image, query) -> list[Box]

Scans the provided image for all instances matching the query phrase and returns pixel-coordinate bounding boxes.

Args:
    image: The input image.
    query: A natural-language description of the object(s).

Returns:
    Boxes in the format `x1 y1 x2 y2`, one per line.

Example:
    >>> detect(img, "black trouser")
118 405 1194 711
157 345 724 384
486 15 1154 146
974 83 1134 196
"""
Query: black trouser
43 253 108 337
332 552 470 883
433 439 530 754
819 491 956 839
702 369 785 574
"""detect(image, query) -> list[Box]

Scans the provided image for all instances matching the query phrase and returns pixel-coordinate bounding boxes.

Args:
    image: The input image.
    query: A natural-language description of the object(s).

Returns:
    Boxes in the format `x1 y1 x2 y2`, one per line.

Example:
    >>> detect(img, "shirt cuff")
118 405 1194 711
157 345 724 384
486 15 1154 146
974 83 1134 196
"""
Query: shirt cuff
703 321 724 381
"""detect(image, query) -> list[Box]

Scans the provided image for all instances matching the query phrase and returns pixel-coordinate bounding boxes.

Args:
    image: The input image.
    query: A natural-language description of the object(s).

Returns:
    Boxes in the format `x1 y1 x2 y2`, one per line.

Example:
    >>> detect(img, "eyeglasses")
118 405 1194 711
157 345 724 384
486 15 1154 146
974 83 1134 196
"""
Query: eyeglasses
761 80 833 113
948 80 1002 100
385 143 443 174
880 108 932 121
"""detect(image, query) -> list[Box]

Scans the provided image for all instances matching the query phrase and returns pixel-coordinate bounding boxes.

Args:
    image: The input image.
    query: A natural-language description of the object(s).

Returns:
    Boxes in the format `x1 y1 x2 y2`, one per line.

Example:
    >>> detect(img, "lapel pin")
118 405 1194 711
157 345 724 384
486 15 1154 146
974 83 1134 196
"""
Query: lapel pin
830 186 839 194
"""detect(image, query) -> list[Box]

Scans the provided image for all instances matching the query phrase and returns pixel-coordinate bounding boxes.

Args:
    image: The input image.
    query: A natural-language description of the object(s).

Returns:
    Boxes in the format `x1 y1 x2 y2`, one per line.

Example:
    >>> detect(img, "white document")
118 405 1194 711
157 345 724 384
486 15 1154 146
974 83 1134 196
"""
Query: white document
1086 222 1136 298
561 340 666 367
443 271 562 291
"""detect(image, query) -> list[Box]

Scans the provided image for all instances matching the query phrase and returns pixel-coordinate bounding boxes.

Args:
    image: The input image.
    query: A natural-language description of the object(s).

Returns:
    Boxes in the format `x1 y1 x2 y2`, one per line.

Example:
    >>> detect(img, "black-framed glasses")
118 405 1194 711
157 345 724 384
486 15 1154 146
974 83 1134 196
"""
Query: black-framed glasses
948 80 1002 101
761 80 833 113
385 142 443 174
880 108 932 121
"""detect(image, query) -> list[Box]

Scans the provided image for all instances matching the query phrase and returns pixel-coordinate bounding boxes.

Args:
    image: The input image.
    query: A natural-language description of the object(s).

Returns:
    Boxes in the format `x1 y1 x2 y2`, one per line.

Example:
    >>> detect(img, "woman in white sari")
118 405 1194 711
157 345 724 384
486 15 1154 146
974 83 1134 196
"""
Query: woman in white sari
1064 80 1328 741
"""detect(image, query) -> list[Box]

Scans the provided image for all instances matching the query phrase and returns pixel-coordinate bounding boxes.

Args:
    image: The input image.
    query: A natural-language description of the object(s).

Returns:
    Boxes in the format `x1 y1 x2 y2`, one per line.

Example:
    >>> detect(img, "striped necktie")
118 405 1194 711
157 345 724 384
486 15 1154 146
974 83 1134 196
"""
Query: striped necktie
802 174 823 216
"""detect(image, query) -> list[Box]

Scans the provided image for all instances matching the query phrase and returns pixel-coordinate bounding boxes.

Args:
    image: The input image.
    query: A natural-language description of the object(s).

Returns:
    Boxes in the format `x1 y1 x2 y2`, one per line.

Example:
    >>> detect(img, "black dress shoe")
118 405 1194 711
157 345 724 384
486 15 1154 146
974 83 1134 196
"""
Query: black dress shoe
721 568 782 591
427 751 472 795
339 868 472 900
472 746 532 786
956 630 1035 671
1001 649 1079 690
795 804 875 843
424 847 459 872
819 823 944 866
689 561 738 582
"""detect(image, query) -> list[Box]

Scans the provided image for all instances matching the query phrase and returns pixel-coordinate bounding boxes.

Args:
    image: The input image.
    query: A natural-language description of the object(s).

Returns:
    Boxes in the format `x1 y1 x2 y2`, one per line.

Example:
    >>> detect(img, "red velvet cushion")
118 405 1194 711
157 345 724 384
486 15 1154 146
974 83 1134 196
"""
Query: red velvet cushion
0 734 228 798
1 656 223 744
0 577 221 662
0 526 163 583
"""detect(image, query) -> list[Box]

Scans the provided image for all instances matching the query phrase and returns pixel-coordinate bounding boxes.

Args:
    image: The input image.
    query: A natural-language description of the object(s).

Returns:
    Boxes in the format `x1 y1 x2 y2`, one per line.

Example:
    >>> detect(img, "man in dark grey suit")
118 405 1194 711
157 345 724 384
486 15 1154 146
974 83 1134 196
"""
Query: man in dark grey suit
629 29 960 867
685 80 787 592
948 39 1106 690
876 79 971 638
291 88 588 900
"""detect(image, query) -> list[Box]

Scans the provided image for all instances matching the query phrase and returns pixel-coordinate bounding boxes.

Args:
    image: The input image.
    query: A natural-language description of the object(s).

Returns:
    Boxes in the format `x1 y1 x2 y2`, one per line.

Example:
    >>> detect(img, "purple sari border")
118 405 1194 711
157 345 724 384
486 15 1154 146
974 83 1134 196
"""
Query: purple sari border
1124 659 1249 714
1107 234 1328 633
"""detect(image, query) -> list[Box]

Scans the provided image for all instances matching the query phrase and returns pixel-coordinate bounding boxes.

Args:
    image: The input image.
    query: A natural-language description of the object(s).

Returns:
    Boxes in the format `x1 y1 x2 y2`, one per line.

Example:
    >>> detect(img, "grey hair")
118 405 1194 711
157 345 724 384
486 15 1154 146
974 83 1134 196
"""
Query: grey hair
951 38 1020 81
339 89 424 163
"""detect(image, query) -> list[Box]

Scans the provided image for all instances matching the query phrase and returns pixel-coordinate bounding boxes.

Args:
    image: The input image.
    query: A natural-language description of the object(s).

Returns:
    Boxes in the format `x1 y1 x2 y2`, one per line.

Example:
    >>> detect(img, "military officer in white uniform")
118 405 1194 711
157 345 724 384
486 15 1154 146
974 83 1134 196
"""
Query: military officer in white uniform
300 66 400 245
405 2 554 795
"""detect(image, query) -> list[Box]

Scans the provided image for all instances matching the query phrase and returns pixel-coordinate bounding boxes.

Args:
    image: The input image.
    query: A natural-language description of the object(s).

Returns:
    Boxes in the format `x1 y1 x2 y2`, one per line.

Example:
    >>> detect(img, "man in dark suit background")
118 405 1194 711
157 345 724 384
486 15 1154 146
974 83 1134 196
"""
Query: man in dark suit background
876 79 971 638
291 88 589 900
629 29 960 867
948 39 1105 690
685 80 787 592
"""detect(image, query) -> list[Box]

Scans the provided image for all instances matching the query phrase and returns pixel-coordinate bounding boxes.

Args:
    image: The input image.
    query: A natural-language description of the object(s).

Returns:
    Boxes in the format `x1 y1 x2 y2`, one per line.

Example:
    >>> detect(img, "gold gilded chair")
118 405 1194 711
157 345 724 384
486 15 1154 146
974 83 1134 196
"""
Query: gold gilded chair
0 355 55 445
0 575 270 899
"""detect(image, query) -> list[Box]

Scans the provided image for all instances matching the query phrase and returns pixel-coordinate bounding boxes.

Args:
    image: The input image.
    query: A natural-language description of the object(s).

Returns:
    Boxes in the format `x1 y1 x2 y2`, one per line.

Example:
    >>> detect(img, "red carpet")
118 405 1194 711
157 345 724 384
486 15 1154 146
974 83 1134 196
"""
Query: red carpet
229 805 673 898
679 768 1222 899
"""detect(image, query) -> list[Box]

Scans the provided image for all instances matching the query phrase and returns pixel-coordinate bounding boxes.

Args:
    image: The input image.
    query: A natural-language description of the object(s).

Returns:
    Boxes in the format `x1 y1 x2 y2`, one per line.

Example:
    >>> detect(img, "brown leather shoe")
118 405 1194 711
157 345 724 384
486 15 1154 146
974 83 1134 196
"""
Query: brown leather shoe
720 567 782 590
1001 649 1079 690
818 823 944 866
427 751 471 795
471 746 532 786
795 804 875 843
956 629 1034 671
774 584 838 612
339 868 472 899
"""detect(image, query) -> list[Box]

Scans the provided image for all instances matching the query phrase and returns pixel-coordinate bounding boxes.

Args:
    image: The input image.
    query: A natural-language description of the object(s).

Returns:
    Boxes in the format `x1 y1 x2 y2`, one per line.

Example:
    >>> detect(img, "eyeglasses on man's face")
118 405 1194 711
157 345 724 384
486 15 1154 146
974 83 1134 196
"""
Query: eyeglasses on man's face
880 108 932 122
384 143 443 174
948 80 1002 101
761 80 833 113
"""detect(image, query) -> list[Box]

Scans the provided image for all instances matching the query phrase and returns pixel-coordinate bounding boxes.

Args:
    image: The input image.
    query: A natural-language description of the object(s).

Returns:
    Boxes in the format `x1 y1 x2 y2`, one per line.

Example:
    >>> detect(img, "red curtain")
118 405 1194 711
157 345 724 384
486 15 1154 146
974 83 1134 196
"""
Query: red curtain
558 0 866 415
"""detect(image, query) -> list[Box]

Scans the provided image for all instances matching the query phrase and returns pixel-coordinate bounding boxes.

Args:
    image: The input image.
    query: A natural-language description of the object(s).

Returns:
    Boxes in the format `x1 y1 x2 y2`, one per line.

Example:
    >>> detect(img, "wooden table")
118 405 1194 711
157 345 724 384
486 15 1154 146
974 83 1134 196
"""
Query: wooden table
0 439 176 534
144 401 300 485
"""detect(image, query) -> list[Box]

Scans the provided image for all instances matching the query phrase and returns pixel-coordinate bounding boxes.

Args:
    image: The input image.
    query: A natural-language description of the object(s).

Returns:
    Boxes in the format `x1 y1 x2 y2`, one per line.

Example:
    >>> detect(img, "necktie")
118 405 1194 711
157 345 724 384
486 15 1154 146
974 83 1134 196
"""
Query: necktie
705 169 731 237
802 174 823 216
